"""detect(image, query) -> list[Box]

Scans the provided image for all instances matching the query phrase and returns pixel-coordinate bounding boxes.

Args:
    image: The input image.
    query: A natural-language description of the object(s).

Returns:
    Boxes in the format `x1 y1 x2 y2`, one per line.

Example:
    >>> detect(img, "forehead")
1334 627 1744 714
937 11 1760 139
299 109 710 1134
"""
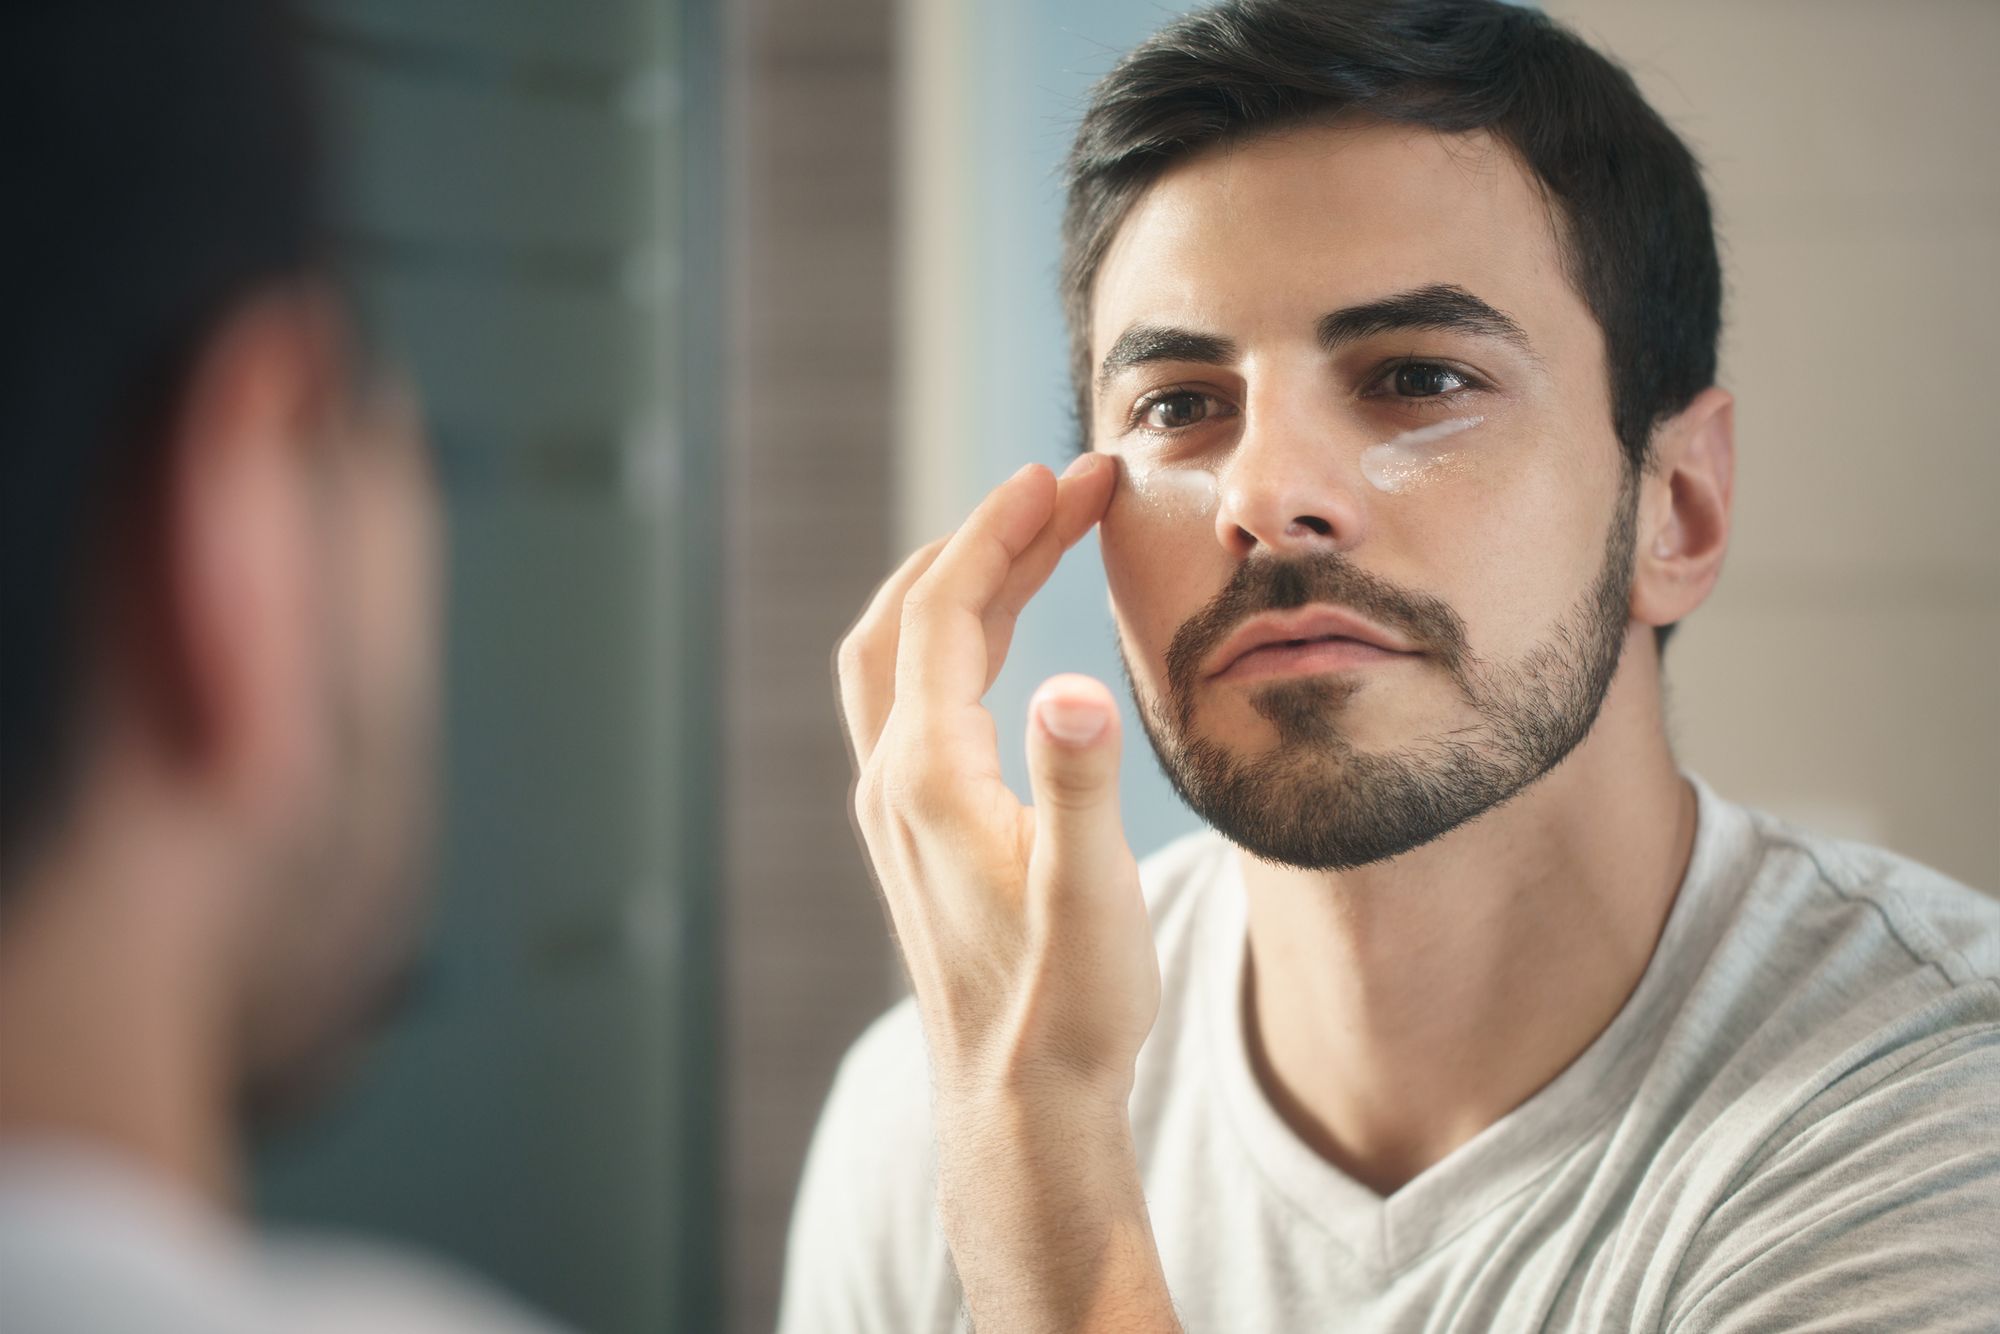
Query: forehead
1090 117 1588 360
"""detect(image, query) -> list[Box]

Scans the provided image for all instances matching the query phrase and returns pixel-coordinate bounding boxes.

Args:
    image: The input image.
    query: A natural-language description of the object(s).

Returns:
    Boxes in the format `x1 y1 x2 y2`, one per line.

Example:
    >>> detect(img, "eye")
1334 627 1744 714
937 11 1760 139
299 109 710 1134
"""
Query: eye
1393 362 1470 397
1134 389 1226 432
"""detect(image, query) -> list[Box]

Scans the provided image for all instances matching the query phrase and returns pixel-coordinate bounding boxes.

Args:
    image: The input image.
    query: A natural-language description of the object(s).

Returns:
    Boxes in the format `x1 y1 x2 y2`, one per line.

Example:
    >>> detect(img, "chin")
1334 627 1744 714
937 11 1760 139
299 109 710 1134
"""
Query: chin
240 942 431 1136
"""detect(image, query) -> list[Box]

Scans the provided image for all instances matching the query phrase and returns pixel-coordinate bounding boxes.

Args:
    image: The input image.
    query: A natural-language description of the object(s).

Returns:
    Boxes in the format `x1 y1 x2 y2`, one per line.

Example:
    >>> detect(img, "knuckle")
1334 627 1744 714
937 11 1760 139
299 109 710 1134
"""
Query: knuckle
1035 781 1095 815
910 745 964 795
852 761 889 818
879 749 957 823
834 628 870 680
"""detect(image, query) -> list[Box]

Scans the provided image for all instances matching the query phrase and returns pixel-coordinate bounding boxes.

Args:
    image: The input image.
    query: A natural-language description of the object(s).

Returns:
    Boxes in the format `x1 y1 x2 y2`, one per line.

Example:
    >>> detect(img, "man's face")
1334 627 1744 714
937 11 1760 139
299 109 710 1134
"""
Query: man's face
1090 119 1639 869
242 372 443 1121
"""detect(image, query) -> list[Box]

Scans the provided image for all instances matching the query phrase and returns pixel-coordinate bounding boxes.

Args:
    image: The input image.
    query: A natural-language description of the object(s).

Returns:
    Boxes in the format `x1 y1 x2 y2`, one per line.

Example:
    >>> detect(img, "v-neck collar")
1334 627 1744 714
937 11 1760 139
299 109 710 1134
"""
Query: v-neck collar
1198 776 1754 1280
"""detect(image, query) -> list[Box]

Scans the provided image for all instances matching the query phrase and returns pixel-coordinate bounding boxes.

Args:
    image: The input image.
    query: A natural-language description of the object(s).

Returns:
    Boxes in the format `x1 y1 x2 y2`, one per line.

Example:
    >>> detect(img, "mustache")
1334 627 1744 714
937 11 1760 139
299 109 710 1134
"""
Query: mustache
1162 553 1471 717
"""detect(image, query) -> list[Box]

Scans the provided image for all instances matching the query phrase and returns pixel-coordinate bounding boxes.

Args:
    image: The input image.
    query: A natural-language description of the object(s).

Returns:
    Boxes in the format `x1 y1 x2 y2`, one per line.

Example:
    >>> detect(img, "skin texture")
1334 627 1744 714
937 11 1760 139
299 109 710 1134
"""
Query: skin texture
0 284 441 1208
843 117 1732 1331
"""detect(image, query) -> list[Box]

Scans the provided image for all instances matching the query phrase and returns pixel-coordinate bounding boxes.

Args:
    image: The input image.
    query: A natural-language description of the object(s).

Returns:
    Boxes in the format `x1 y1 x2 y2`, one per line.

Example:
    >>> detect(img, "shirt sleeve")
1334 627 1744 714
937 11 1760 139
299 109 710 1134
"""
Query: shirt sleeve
1663 1022 2000 1334
776 1000 966 1334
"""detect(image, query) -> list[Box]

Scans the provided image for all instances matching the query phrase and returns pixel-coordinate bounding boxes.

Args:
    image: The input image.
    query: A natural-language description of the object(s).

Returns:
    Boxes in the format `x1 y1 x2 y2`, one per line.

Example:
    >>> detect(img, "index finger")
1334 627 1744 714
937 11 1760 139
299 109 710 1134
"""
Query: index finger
979 452 1115 691
836 534 949 769
894 462 1059 721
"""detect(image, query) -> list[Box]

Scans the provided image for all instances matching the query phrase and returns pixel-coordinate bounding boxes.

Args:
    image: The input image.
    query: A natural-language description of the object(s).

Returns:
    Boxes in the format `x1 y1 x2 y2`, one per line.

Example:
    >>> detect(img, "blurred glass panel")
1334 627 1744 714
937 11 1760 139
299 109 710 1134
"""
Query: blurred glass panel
255 5 718 1333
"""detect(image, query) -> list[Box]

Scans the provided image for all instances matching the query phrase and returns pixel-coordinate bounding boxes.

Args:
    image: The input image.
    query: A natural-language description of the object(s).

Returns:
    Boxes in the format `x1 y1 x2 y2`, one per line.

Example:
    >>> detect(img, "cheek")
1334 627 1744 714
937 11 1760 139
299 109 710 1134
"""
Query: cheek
1100 453 1224 551
1099 461 1221 674
1400 440 1619 659
346 443 443 710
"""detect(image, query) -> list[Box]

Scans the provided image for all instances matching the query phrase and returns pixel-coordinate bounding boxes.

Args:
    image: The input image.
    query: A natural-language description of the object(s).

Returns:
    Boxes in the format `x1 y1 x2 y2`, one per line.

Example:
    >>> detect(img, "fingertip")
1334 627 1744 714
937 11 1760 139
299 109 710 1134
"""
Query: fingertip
1052 454 1116 537
1035 671 1116 704
1086 452 1119 504
1035 695 1110 746
994 461 1056 512
1058 450 1101 482
1062 451 1117 490
1030 673 1120 746
1012 461 1061 515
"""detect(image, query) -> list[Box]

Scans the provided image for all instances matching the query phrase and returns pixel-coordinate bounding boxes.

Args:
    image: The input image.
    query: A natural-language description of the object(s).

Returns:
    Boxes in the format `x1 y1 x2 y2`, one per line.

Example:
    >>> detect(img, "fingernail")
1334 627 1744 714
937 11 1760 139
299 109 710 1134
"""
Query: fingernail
1037 694 1110 745
1060 452 1101 480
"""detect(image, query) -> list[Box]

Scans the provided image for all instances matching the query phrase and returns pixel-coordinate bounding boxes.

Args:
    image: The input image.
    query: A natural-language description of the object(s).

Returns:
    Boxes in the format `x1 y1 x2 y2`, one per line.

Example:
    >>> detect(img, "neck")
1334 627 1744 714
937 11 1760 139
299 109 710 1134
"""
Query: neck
0 787 244 1212
1236 631 1698 1196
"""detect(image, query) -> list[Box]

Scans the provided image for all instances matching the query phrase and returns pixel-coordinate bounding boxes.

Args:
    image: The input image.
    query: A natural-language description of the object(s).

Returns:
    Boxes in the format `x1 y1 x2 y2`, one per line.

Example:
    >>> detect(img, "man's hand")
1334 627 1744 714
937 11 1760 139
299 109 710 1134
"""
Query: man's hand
836 453 1181 1333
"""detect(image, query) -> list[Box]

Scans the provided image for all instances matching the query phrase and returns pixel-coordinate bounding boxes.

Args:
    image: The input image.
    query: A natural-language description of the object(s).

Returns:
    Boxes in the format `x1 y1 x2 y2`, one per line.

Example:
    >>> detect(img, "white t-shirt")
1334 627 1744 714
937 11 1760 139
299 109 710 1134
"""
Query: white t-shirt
0 1141 566 1334
778 776 2000 1333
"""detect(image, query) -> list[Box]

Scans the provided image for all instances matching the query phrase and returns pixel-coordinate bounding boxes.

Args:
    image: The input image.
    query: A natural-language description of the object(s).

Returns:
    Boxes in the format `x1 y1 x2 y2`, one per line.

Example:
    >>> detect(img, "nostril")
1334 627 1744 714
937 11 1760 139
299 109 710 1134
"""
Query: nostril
1288 515 1334 537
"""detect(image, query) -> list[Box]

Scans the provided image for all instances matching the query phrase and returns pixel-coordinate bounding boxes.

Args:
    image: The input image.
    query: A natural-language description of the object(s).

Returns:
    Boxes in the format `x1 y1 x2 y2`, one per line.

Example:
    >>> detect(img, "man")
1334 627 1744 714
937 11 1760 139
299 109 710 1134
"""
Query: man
786 1 2000 1331
0 5 560 1328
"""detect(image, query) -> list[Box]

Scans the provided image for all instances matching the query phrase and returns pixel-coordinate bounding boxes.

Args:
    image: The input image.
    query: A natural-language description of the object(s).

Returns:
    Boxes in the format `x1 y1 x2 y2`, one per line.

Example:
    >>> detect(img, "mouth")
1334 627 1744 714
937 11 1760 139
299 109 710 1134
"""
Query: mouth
1205 607 1420 685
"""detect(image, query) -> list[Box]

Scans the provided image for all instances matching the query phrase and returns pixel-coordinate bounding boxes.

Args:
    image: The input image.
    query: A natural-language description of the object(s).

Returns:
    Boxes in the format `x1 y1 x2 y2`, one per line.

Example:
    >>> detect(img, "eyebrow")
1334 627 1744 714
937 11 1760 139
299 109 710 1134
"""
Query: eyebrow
1094 283 1537 396
1096 326 1240 393
1316 283 1535 356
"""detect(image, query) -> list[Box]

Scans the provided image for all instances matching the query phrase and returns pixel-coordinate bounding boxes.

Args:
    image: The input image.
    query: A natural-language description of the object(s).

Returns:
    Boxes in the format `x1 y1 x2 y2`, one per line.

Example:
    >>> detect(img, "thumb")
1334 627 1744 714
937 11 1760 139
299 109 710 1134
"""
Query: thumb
1025 674 1128 885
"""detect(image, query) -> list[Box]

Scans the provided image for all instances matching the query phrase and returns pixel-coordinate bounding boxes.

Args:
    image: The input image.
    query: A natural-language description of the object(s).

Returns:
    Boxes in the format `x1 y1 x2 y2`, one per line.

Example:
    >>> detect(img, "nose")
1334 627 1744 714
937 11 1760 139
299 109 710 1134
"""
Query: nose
1213 397 1369 561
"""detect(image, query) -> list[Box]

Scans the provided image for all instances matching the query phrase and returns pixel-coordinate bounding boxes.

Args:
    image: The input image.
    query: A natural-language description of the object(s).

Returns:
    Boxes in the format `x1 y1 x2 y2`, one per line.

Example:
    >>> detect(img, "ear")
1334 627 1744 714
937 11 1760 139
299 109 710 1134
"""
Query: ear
144 286 345 812
1630 385 1734 637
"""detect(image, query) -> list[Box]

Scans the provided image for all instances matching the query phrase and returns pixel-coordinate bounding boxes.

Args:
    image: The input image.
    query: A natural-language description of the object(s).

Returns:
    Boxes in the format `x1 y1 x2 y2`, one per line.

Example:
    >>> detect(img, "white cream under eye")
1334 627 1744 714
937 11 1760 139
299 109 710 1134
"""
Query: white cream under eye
1118 456 1220 517
1359 415 1485 493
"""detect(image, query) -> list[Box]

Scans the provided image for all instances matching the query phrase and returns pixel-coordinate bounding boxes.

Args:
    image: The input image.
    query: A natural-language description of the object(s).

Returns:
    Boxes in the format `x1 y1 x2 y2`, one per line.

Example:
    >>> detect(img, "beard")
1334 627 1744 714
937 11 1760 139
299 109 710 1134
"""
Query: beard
1130 475 1637 871
239 666 439 1133
240 423 442 1132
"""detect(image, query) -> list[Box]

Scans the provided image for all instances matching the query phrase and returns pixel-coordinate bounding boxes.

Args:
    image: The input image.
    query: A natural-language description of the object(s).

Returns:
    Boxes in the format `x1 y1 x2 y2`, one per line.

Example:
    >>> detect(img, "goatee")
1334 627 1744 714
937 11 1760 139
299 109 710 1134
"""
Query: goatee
1131 480 1637 870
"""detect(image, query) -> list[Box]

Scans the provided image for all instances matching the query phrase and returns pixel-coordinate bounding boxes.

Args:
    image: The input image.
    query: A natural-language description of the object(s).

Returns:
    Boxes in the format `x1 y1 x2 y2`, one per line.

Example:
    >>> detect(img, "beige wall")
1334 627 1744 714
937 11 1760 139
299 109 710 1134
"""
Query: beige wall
1545 0 1999 888
720 0 900 1329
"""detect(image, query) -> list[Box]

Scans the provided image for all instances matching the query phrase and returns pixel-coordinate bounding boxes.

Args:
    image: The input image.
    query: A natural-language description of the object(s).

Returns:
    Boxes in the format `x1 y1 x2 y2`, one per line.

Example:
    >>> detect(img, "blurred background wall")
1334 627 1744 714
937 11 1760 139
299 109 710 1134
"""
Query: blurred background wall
255 2 724 1331
717 0 898 1330
248 2 1997 1333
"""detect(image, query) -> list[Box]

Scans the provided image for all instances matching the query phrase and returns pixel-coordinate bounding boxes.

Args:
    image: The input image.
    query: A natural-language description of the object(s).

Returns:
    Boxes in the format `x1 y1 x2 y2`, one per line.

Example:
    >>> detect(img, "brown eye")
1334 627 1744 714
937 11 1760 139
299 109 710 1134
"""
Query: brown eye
1142 391 1212 430
1391 363 1470 397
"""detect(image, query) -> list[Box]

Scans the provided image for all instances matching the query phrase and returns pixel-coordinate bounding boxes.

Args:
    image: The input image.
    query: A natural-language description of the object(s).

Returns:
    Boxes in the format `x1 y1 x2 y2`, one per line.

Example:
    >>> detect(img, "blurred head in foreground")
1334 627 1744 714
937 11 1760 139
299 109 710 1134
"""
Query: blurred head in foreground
0 0 441 1197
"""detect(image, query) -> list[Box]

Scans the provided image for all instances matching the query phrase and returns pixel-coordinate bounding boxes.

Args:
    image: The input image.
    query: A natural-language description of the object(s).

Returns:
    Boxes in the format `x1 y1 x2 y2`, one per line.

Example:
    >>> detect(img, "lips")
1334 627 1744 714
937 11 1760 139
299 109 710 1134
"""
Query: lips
1204 605 1419 682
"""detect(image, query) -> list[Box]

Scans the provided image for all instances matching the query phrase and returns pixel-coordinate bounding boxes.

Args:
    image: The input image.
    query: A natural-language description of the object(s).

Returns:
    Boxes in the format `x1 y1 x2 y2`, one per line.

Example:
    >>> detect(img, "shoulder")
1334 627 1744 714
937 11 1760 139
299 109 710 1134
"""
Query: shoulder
1695 790 2000 1132
1687 786 2000 1053
1740 806 1999 988
791 998 936 1212
1651 794 2000 1326
1723 800 2000 1142
1663 1024 2000 1330
827 995 932 1101
0 1145 564 1334
266 1235 569 1334
778 1000 962 1334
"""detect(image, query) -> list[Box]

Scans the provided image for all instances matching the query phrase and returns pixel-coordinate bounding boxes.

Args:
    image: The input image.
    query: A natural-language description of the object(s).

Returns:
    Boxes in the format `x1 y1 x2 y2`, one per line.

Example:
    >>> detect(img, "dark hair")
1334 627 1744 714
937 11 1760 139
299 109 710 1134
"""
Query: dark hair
1 1 322 880
1061 0 1722 477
